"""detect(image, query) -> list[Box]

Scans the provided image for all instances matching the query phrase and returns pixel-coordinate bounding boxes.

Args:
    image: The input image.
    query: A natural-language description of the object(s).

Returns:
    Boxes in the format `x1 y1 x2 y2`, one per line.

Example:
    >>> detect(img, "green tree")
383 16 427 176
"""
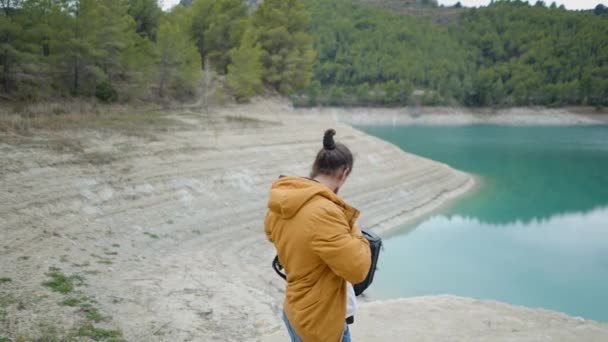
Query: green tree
156 9 200 98
251 0 315 94
95 0 141 87
46 0 141 98
189 0 247 73
204 0 248 74
0 0 192 101
3 0 72 99
47 0 102 96
227 28 263 102
355 82 370 105
128 0 162 41
595 4 608 16
0 0 24 94
189 0 214 69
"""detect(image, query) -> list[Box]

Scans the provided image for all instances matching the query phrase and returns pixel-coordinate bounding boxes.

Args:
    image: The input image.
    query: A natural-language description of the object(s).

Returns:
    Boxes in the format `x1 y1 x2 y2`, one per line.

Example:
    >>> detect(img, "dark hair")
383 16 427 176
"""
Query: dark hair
311 129 354 178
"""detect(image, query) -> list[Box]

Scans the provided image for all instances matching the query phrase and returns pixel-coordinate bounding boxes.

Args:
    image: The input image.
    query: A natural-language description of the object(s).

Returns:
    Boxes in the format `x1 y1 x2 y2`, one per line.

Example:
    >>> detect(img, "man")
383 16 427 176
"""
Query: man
265 129 371 342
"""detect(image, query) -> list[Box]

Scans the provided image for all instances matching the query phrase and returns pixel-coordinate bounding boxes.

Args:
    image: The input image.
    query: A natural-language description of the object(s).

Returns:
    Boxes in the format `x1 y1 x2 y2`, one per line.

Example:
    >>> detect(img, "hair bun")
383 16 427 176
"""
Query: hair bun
323 129 336 150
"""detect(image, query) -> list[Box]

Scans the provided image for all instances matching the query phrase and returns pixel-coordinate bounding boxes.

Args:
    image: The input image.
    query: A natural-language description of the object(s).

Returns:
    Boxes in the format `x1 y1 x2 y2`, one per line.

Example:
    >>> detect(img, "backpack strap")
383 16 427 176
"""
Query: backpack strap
272 255 287 280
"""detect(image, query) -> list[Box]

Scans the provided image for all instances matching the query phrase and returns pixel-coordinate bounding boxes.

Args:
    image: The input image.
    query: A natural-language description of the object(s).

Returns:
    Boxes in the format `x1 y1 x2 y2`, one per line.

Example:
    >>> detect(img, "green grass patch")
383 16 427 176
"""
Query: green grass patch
75 323 123 341
143 232 159 239
0 294 15 322
0 278 11 284
1 294 15 307
84 307 104 322
61 297 81 306
42 269 84 294
0 337 11 342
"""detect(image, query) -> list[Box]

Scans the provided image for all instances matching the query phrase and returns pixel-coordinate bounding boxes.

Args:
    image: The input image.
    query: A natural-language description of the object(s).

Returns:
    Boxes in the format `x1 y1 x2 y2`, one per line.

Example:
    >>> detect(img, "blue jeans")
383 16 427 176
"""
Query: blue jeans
282 311 351 342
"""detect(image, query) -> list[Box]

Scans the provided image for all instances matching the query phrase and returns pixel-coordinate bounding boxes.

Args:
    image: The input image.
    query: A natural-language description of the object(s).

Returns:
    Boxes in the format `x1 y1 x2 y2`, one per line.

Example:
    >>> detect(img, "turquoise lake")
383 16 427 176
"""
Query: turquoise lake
359 125 608 322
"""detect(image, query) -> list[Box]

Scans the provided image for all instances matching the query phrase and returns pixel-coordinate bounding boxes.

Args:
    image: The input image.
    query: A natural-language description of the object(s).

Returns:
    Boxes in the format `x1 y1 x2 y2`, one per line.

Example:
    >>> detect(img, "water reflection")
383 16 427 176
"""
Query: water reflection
371 207 608 322
358 125 608 322
361 125 608 224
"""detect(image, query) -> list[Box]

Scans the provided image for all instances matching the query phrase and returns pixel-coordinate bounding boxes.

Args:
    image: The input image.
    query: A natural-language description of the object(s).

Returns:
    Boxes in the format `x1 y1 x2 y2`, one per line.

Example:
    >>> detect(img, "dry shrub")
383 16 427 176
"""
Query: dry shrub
0 100 162 134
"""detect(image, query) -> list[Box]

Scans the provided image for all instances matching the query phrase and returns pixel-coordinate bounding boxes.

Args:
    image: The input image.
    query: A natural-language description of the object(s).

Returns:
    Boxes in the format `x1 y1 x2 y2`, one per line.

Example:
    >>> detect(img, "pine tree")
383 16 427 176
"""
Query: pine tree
188 0 248 74
156 8 200 99
227 28 263 102
95 0 140 85
251 0 315 94
46 0 141 98
204 0 248 74
14 0 59 99
46 0 99 96
189 0 214 70
128 0 163 41
0 0 50 98
0 0 24 94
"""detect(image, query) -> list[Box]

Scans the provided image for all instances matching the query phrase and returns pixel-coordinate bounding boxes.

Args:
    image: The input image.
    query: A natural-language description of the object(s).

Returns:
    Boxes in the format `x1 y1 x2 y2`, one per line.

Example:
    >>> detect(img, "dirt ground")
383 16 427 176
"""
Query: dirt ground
1 100 605 341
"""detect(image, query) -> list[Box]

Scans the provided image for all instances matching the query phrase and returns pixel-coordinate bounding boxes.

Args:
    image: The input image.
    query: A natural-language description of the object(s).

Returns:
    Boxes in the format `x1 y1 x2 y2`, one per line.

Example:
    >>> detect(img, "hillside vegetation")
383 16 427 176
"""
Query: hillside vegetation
294 0 466 106
355 0 439 10
0 0 313 103
295 0 608 107
1 0 607 108
456 1 608 107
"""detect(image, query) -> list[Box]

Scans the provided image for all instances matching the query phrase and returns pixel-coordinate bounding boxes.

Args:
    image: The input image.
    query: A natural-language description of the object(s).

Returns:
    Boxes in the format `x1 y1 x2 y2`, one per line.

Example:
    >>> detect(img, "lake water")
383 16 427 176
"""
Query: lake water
358 125 608 322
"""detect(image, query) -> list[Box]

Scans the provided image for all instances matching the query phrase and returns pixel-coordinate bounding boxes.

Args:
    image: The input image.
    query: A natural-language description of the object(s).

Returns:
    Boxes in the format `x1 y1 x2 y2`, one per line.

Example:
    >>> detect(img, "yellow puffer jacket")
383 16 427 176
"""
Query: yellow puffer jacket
265 176 371 342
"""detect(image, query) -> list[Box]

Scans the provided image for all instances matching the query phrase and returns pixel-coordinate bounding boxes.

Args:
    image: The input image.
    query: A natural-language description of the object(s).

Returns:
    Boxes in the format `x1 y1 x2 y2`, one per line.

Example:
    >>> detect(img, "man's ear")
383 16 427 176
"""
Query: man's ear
341 167 349 181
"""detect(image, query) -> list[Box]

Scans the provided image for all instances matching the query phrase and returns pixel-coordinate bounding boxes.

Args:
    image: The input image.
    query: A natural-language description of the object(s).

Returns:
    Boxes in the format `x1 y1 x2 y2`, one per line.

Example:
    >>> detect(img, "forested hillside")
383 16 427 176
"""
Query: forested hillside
355 0 439 10
1 0 607 107
455 1 608 107
0 0 313 103
295 0 608 107
294 0 468 106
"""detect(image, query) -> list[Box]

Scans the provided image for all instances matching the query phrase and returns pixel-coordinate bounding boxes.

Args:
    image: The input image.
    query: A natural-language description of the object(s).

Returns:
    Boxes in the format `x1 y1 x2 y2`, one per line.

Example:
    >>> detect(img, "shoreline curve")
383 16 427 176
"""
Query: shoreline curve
2 99 607 341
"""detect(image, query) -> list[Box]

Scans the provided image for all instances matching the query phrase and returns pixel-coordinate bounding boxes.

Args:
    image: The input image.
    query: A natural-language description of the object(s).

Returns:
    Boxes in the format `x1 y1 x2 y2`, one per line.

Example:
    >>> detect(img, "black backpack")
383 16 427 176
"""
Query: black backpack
272 228 382 296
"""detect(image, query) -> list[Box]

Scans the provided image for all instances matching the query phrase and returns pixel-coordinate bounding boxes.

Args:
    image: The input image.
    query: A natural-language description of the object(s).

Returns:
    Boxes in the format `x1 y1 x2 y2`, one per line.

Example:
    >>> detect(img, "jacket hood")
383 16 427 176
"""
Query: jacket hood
267 176 343 219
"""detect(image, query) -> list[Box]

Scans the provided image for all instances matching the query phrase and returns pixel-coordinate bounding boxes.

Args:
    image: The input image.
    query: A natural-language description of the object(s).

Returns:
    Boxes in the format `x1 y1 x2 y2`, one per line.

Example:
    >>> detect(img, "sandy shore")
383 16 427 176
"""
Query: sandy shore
303 106 608 126
1 100 606 341
264 295 608 342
